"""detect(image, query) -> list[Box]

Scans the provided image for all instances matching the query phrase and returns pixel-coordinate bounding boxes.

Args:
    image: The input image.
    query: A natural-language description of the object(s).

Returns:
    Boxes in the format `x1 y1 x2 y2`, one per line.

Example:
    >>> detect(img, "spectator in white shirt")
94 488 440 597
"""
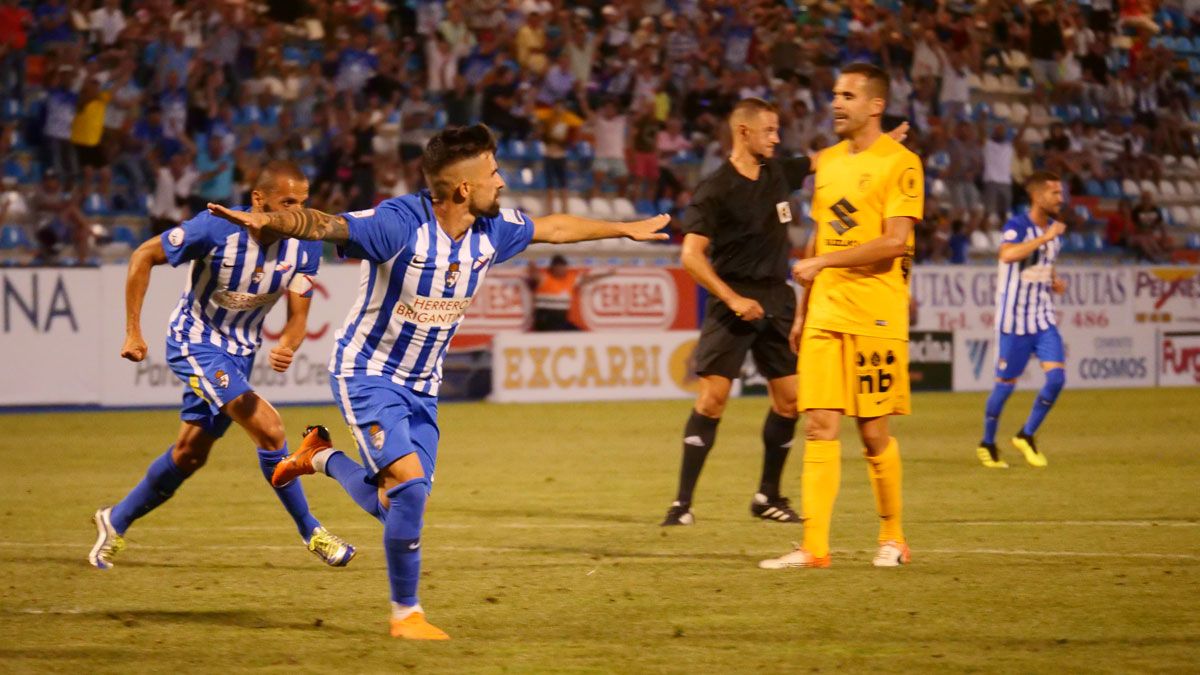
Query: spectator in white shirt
982 123 1014 221
149 151 197 234
89 0 126 48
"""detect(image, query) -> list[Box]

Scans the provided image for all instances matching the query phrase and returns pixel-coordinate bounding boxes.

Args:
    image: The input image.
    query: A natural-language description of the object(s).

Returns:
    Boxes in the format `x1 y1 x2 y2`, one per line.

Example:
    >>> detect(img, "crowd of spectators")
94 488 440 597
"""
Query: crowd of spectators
1 0 1199 265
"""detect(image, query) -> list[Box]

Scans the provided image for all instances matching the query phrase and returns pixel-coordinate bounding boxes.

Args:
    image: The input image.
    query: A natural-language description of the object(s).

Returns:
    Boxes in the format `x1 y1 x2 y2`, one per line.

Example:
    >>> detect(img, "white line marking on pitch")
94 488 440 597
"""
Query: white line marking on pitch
945 520 1198 528
2 542 1196 561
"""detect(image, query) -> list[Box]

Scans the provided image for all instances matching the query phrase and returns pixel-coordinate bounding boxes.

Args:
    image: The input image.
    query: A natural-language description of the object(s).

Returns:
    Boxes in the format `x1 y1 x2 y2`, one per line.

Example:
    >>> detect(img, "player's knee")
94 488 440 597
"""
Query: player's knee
803 415 837 441
173 439 211 473
695 393 728 418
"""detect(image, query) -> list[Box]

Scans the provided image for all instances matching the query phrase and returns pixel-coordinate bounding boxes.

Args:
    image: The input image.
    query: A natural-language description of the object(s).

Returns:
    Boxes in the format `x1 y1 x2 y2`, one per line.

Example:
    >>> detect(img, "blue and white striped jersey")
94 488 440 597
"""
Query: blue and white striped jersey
995 213 1061 336
329 191 535 396
161 210 323 355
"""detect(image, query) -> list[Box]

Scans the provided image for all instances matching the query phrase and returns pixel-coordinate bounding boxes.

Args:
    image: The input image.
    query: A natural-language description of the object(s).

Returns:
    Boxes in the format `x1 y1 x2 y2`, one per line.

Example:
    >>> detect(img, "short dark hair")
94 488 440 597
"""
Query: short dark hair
1026 170 1061 191
255 160 308 191
422 124 498 200
731 97 778 120
840 62 890 102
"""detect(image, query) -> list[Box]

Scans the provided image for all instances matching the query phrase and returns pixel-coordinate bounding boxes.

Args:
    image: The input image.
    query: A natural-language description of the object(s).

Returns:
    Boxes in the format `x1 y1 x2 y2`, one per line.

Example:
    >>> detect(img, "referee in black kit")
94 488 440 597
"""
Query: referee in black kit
661 98 810 526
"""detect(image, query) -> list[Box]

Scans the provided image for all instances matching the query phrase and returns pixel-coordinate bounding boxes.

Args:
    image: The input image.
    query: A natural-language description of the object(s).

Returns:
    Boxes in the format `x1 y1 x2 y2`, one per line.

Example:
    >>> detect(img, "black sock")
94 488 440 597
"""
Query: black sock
675 410 720 505
758 410 798 499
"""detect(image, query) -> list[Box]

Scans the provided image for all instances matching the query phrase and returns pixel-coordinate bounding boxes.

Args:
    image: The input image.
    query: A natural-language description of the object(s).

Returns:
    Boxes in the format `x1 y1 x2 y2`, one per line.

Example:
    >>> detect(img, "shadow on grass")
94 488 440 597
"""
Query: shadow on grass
12 609 362 635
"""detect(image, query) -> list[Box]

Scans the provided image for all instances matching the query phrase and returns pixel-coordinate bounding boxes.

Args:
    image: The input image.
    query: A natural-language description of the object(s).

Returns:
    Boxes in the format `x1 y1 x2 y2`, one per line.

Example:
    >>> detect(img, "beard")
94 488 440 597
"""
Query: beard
473 194 502 218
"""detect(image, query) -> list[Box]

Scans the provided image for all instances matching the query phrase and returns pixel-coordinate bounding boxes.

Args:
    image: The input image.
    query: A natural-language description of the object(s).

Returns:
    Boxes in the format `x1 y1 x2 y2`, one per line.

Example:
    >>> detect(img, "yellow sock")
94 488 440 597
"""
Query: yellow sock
800 439 841 558
865 437 904 544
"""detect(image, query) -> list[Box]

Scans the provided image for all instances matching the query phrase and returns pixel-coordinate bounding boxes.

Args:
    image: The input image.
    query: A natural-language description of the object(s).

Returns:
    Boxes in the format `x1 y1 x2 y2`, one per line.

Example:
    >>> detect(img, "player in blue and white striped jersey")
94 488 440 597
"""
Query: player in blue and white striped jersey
209 124 669 640
977 171 1069 470
88 161 356 571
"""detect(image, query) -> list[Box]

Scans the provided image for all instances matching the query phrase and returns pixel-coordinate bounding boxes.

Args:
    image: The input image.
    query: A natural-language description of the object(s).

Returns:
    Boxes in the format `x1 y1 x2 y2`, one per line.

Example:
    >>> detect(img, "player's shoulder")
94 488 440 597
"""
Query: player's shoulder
691 162 736 201
179 208 240 238
873 134 920 164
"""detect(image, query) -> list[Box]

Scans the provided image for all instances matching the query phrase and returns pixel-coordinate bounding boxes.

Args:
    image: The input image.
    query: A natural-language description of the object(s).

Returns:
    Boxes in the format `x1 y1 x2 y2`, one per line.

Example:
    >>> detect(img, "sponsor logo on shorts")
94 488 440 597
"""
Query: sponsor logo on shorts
369 423 386 449
168 227 185 247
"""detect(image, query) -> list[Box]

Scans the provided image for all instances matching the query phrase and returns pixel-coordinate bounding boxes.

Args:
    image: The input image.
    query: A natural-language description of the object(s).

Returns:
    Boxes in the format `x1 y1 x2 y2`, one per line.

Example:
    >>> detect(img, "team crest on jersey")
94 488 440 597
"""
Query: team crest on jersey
251 266 265 284
445 261 461 287
899 167 920 198
168 227 185 247
776 201 792 224
859 174 872 191
473 255 491 271
212 369 229 388
368 424 385 449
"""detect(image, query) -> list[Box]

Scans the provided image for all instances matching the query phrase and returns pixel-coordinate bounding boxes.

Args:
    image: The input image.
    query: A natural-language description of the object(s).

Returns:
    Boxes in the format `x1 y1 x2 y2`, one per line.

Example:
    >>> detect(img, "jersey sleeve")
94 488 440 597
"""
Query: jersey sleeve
884 151 925 222
160 214 217 267
680 184 718 238
338 203 417 263
782 156 812 191
490 207 536 264
1001 217 1028 243
287 242 322 298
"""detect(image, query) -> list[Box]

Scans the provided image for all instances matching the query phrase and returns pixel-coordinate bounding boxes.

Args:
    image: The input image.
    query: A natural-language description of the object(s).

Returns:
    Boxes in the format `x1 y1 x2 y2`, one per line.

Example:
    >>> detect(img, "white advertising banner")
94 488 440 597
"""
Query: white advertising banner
490 330 718 403
1132 267 1200 328
952 327 1157 392
0 268 103 405
911 265 1134 333
1157 331 1200 386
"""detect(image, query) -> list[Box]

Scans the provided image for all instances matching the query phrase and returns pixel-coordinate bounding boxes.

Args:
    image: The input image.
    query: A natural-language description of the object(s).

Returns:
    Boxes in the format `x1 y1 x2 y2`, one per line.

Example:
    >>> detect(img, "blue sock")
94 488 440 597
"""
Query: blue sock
1023 368 1065 437
110 447 188 535
383 477 429 607
326 451 386 523
982 381 1015 445
256 445 321 539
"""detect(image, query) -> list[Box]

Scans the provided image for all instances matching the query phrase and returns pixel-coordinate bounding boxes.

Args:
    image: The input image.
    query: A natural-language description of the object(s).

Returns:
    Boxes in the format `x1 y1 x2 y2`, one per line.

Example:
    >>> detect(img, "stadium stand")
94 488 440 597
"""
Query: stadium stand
0 0 1198 266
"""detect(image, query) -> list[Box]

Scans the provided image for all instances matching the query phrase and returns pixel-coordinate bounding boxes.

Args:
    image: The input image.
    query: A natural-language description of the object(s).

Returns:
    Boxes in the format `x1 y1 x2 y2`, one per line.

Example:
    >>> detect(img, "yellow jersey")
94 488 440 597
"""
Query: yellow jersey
805 133 924 340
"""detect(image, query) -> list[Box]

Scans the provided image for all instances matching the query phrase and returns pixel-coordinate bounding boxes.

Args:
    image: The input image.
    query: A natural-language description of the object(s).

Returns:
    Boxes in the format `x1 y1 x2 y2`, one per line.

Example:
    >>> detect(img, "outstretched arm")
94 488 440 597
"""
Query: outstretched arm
122 237 169 361
1000 221 1065 263
207 203 351 243
531 213 670 244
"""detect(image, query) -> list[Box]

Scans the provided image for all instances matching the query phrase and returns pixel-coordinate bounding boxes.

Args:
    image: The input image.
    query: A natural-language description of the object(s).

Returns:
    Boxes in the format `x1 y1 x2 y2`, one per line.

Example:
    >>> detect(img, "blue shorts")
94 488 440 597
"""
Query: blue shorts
329 374 440 483
166 338 256 439
995 326 1065 380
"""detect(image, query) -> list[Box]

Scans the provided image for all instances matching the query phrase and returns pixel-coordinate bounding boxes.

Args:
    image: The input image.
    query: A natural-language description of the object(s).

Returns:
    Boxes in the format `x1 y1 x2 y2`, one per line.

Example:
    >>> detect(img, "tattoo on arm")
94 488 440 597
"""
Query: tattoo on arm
264 208 350 242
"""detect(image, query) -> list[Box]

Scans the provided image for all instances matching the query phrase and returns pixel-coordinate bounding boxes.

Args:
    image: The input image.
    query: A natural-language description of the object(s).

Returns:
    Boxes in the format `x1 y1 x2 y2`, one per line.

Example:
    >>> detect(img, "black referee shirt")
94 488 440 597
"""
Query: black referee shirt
681 156 811 284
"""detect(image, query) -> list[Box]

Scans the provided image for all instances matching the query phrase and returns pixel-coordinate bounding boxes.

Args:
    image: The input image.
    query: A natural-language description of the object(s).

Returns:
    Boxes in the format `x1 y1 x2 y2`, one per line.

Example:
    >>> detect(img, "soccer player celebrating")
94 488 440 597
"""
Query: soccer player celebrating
976 171 1068 469
660 98 811 527
760 62 923 570
207 124 669 640
89 161 356 570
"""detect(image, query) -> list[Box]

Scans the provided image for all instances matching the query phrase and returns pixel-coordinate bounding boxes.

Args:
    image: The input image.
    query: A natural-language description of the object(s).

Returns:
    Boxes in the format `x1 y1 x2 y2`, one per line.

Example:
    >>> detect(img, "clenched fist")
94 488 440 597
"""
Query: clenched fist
269 345 295 372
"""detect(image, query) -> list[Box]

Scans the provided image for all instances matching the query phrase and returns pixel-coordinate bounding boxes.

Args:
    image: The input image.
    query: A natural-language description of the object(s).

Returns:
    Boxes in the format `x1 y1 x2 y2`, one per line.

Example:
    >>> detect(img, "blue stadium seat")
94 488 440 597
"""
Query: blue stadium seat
1066 233 1085 252
655 198 674 214
111 225 140 247
1050 105 1067 121
1187 233 1200 250
0 224 32 250
82 193 110 216
1104 180 1123 199
1066 105 1082 122
634 199 655 216
1085 179 1103 197
1086 233 1105 253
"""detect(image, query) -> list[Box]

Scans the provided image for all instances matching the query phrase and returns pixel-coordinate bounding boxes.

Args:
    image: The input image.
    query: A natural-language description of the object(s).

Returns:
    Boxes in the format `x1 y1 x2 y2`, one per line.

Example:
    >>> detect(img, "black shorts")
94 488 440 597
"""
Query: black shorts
544 157 568 189
75 143 106 169
693 281 797 380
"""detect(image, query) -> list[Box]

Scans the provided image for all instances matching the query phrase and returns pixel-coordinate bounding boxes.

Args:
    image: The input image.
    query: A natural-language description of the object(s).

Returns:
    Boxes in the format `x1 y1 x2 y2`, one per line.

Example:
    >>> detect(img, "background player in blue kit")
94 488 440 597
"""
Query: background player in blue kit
977 170 1069 469
208 124 669 640
88 161 356 569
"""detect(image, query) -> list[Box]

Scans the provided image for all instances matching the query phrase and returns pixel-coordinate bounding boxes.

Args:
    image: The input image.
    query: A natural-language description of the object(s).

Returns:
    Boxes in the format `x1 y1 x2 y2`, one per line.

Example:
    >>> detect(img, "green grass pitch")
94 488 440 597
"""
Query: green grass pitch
1 388 1198 673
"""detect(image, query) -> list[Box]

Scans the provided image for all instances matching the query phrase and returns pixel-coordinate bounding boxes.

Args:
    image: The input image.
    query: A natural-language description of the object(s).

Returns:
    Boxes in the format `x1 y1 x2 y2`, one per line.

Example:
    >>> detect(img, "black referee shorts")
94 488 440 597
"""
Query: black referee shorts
693 282 797 381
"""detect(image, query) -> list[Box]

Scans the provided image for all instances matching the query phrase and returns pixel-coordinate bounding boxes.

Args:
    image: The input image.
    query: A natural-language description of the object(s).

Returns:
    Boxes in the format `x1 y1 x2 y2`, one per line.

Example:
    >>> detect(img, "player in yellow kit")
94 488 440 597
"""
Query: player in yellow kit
759 62 924 570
